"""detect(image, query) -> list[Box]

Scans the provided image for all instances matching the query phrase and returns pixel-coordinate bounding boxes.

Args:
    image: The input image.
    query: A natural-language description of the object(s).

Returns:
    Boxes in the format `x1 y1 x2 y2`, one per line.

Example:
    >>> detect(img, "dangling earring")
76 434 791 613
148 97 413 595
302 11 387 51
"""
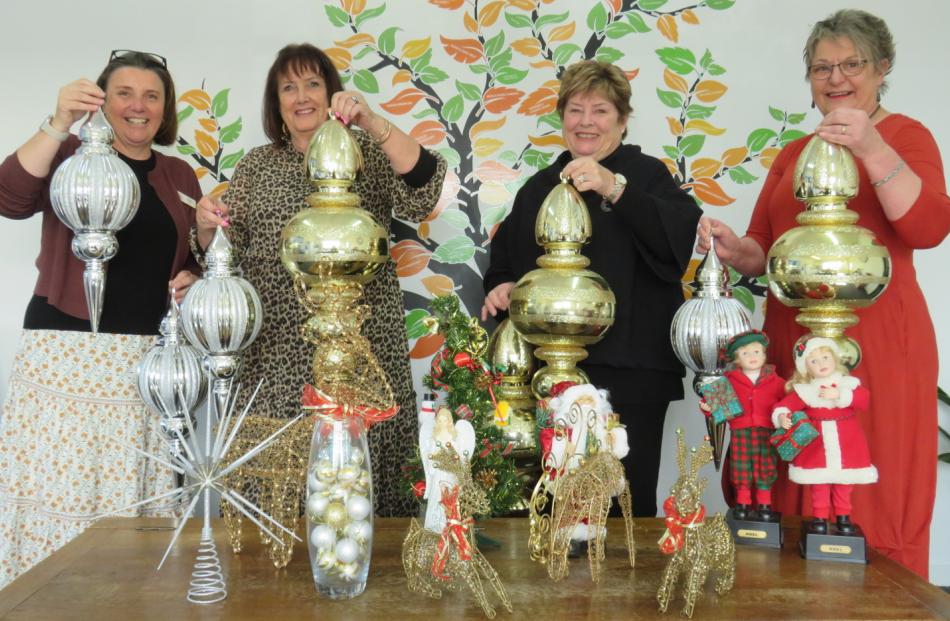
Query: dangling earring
281 122 290 144
810 100 816 109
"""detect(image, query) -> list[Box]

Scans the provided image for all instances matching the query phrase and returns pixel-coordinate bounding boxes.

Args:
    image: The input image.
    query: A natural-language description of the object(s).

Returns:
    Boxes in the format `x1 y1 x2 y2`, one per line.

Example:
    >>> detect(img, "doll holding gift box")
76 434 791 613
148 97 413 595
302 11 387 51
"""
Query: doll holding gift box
700 330 786 521
772 337 878 535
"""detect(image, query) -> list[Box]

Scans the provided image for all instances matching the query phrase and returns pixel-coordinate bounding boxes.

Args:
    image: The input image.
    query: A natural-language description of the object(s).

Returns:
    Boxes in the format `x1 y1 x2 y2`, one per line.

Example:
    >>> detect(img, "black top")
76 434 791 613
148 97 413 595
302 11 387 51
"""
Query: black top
24 151 178 335
483 145 702 403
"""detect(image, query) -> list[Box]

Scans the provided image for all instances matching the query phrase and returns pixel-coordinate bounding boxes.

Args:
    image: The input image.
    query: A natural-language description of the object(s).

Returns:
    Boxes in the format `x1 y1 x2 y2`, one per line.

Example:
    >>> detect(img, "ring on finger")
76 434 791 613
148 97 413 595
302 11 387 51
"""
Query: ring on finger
841 125 847 135
350 95 359 103
578 174 587 183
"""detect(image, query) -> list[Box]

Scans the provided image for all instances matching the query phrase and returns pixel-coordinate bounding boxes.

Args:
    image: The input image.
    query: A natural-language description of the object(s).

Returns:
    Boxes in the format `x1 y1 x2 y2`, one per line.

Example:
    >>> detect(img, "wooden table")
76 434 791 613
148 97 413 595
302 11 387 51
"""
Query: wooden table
0 517 947 620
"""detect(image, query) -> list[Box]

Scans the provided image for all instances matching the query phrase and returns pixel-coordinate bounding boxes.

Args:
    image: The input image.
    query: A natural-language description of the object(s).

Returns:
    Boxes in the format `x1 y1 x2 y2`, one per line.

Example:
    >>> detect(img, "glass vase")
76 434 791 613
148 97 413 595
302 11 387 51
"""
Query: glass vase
306 414 373 599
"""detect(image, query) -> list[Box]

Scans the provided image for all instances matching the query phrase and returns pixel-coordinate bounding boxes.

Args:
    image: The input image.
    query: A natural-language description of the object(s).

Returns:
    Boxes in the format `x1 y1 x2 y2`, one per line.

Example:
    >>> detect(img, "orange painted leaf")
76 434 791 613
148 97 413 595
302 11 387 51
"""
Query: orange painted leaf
660 157 678 178
422 274 456 296
473 136 504 157
392 69 412 86
402 37 431 60
663 68 688 94
517 86 558 115
198 118 217 132
607 0 621 13
342 0 366 14
194 167 209 180
657 15 678 42
548 22 576 43
194 130 218 158
624 68 640 81
410 333 445 359
470 117 507 139
417 221 431 240
690 158 721 178
179 89 211 111
335 33 375 48
666 117 684 136
685 177 735 206
721 146 748 167
695 80 728 103
681 9 699 24
429 0 463 8
209 182 229 198
527 134 566 148
474 161 520 183
530 59 557 69
409 120 447 146
325 47 353 71
684 119 726 136
759 147 781 169
478 1 504 28
508 0 537 9
440 36 484 63
483 87 524 113
380 88 428 115
511 37 542 57
391 240 432 277
464 11 477 33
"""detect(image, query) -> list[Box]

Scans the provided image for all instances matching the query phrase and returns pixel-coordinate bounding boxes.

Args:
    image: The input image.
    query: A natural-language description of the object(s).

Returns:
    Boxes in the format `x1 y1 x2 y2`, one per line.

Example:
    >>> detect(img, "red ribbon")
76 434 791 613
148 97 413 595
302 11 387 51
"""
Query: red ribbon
770 417 814 450
430 484 473 580
301 384 399 429
658 495 705 555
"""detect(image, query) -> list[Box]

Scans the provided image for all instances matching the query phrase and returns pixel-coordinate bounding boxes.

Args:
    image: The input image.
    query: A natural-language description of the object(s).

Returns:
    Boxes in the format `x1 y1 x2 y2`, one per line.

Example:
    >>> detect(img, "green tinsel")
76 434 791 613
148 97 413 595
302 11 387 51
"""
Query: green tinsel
402 294 522 518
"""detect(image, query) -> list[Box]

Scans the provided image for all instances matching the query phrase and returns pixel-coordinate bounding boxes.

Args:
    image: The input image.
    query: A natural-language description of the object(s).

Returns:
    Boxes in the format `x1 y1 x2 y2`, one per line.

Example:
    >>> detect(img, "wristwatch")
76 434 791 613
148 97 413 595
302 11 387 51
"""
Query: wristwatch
604 172 627 203
40 116 69 142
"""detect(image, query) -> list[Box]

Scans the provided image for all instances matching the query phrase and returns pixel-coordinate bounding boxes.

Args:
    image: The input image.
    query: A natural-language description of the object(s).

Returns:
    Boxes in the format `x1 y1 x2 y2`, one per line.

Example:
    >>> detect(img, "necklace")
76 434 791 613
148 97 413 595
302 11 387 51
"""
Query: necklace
868 103 882 121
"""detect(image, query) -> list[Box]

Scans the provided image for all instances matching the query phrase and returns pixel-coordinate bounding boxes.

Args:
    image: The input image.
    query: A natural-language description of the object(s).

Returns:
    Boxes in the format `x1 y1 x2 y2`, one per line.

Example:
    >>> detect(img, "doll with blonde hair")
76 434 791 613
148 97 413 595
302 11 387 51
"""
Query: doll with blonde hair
771 337 877 535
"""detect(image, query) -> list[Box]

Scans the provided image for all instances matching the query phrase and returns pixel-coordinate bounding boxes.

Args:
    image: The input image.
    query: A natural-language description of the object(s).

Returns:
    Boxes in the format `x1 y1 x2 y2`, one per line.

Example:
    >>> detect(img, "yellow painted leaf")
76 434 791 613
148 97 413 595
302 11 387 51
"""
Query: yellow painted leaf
473 136 504 157
657 15 678 42
335 33 375 49
478 1 504 28
470 117 507 139
682 257 702 284
666 117 684 136
422 274 456 297
392 69 412 86
721 147 748 167
507 0 536 9
464 11 477 33
429 0 464 7
759 147 781 169
530 59 556 69
194 167 209 180
343 0 366 14
209 182 229 198
690 158 721 178
661 157 678 178
681 9 699 24
194 130 218 158
548 21 576 43
198 118 217 132
663 68 688 94
511 37 542 57
695 80 728 103
325 47 353 71
478 181 514 205
527 134 566 148
542 79 561 89
417 221 431 240
179 89 211 111
402 37 431 60
684 119 726 136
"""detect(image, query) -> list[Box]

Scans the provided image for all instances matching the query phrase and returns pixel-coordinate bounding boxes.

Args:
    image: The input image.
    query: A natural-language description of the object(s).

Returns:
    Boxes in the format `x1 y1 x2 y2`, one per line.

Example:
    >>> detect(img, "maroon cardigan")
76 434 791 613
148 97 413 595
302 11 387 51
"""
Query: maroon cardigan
0 136 200 319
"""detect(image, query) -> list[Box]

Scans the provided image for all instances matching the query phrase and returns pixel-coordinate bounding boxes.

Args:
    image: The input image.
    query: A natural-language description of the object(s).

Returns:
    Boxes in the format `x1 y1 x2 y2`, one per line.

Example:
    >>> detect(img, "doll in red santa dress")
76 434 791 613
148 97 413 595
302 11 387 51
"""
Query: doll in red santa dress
772 337 878 535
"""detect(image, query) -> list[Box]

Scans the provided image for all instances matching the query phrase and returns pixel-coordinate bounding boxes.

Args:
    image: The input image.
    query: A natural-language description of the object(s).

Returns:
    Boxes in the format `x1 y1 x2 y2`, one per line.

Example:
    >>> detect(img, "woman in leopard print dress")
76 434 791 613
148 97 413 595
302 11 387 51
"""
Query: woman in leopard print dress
195 44 446 516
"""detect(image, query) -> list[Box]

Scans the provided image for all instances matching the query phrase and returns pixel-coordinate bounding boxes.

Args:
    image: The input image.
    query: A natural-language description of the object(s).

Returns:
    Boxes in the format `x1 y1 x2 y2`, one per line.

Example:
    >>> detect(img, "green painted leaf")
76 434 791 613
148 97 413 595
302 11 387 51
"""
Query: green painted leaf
733 286 755 313
536 11 569 30
410 49 433 72
484 31 506 58
405 308 432 339
553 43 581 66
456 80 481 101
663 145 680 159
595 46 624 64
706 63 725 76
437 147 461 170
355 3 386 29
746 128 777 153
440 208 471 230
177 144 197 155
524 148 553 169
727 165 757 184
441 95 464 123
354 46 376 61
219 118 243 143
177 106 193 123
700 49 713 70
324 4 349 26
211 88 230 117
626 13 651 33
469 64 490 74
538 112 562 130
378 26 399 55
755 274 769 286
220 148 245 170
504 11 532 28
638 0 668 9
779 129 808 146
489 49 513 73
706 0 736 9
420 65 449 85
353 69 379 93
587 2 608 31
686 104 715 119
413 107 439 119
340 73 352 86
497 150 518 163
482 205 509 228
679 134 705 157
432 235 479 263
787 112 807 124
768 106 785 122
605 21 634 39
656 47 696 75
656 88 684 108
495 66 528 85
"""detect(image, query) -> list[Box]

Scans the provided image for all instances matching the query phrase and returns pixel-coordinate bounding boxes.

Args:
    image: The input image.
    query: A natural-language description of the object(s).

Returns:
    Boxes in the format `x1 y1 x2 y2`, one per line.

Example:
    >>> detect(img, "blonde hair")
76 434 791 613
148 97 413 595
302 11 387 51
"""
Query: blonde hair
785 345 850 391
557 60 632 137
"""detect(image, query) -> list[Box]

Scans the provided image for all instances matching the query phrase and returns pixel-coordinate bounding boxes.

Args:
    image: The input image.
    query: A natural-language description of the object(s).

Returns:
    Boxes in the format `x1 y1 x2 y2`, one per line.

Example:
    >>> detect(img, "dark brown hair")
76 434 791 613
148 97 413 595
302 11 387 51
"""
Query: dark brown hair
96 52 178 146
262 44 344 145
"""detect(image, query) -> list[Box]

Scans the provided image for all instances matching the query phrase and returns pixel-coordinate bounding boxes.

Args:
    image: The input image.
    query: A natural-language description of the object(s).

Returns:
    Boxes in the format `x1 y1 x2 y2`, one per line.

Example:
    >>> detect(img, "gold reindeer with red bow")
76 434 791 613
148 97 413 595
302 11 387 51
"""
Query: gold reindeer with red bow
657 430 735 618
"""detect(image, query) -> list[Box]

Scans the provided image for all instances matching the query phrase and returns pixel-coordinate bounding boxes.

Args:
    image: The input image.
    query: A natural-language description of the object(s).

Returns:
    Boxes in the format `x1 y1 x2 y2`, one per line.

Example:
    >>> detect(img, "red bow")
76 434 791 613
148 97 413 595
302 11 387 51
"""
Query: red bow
658 495 706 555
301 384 399 429
430 484 473 581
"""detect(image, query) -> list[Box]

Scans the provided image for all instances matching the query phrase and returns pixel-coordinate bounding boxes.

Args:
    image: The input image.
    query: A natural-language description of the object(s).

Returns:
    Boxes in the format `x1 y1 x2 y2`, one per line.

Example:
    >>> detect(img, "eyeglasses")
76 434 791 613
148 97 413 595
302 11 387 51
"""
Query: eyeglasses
808 57 868 80
109 49 167 69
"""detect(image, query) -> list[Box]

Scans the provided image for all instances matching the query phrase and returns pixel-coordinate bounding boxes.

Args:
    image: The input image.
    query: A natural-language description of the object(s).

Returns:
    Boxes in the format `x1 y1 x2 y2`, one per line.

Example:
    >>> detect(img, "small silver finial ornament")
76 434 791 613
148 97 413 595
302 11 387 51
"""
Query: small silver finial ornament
670 237 752 469
49 109 141 332
180 227 263 416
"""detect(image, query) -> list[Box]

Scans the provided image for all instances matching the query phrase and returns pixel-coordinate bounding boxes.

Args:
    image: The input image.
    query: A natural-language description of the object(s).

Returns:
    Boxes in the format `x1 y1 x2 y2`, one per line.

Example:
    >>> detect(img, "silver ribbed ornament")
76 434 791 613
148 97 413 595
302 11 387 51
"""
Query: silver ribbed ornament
136 299 207 459
49 109 141 333
180 227 263 416
670 237 752 469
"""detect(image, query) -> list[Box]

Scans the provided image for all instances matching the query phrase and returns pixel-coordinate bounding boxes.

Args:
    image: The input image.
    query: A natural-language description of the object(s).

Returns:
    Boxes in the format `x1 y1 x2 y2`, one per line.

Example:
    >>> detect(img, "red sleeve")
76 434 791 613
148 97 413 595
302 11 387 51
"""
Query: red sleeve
850 385 870 411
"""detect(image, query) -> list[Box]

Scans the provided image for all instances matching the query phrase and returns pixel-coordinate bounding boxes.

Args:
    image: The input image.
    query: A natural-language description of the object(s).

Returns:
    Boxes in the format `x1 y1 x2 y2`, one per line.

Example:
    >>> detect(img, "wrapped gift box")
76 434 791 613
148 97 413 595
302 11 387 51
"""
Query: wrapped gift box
699 376 743 425
770 411 819 461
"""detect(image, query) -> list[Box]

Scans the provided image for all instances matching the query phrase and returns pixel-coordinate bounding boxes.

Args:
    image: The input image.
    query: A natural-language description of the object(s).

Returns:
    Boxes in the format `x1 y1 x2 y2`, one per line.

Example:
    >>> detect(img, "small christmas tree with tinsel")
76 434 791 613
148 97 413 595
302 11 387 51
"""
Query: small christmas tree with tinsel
403 294 522 517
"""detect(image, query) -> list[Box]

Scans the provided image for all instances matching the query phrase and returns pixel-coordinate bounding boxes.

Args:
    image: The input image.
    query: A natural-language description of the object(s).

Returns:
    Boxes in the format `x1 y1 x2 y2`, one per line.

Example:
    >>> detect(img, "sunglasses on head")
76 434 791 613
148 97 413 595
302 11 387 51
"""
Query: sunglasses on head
109 49 167 69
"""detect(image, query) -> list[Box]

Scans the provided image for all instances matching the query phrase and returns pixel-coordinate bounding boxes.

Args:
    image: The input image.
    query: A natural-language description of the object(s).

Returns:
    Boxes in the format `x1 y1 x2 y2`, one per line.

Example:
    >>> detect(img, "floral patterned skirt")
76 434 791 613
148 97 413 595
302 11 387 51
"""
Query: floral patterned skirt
0 330 175 588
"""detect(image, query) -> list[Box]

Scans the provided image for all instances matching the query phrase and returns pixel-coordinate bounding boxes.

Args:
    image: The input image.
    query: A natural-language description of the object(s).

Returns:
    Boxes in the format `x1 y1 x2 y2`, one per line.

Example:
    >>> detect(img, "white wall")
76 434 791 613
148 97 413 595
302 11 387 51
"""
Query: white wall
1 0 947 583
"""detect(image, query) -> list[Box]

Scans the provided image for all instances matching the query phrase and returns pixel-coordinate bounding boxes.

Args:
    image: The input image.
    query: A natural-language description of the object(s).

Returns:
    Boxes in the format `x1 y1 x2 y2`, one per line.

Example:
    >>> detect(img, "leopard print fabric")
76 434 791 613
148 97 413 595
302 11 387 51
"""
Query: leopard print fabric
218 130 446 517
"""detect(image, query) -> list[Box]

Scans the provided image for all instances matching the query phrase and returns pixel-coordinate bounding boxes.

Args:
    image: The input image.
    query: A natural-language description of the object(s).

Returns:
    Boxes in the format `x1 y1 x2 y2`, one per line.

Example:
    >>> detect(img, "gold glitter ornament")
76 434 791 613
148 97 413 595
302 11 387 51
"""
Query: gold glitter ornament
324 501 348 529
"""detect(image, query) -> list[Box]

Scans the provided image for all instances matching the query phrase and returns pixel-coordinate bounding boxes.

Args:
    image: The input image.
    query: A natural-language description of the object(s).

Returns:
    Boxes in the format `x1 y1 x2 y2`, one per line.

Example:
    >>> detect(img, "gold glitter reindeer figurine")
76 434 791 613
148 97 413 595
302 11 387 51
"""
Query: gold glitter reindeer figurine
402 443 512 618
657 430 735 618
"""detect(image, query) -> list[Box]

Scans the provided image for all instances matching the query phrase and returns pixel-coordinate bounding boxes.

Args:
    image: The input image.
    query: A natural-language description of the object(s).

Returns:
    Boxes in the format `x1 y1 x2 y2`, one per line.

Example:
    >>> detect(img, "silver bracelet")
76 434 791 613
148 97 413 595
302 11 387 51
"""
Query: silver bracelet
871 159 905 188
39 116 69 142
